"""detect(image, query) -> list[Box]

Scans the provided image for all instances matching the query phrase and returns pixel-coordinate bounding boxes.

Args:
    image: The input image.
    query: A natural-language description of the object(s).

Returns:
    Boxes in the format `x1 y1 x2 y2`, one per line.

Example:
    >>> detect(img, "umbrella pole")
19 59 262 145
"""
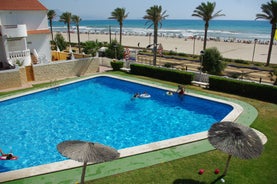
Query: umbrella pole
223 154 232 176
80 161 88 184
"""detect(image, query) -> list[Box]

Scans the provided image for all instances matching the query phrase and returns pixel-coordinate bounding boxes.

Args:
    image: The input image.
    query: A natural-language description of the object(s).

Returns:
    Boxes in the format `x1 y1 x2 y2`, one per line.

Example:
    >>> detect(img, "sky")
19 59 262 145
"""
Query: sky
39 0 268 20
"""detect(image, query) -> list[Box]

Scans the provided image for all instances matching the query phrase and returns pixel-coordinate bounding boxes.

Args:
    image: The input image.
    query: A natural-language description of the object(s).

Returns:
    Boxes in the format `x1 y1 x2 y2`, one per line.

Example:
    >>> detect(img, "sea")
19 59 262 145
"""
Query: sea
52 19 272 42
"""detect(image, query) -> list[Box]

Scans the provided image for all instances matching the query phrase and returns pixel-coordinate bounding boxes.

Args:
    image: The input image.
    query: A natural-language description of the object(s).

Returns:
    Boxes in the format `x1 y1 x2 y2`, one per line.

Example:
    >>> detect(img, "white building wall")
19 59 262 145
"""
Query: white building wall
0 10 50 66
0 10 48 30
27 34 51 63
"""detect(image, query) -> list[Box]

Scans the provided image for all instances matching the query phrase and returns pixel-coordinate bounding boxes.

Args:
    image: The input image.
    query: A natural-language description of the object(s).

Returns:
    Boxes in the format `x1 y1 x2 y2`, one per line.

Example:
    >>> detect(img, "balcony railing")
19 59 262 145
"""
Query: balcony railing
1 24 27 38
9 49 30 59
8 49 31 66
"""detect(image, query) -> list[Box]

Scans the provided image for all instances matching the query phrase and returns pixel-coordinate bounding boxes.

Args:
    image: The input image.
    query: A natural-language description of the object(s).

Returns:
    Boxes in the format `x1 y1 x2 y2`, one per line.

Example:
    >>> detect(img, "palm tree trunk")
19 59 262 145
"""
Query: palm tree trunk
153 24 158 66
77 25 81 53
119 23 123 45
80 161 87 184
67 23 71 44
50 20 54 42
203 22 208 50
109 26 112 44
223 154 232 176
265 25 276 66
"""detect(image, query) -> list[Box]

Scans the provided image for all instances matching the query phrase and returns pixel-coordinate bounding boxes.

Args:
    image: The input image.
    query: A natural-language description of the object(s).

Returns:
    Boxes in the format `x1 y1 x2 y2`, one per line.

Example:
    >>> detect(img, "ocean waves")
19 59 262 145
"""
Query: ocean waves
52 19 271 41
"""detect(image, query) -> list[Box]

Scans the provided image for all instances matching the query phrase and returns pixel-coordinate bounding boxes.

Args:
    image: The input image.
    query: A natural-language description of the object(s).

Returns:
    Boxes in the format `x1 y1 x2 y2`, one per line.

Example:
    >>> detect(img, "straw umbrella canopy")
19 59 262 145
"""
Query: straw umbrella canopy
208 121 263 176
57 140 120 184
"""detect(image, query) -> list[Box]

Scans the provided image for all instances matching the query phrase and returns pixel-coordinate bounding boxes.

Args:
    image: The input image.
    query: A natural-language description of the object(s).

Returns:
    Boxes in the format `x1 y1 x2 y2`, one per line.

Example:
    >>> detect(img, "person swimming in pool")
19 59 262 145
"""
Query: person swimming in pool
166 91 173 96
176 85 185 95
133 93 140 98
0 149 17 160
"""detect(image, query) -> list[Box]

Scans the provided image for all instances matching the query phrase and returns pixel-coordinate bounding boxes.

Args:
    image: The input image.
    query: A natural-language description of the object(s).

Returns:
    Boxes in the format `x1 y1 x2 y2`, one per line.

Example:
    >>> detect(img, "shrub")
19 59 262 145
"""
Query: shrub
82 40 103 56
168 50 177 55
209 76 277 103
178 52 188 57
234 59 249 65
164 63 173 68
202 47 226 75
105 40 124 60
130 63 194 84
228 72 241 79
110 60 124 71
54 33 67 51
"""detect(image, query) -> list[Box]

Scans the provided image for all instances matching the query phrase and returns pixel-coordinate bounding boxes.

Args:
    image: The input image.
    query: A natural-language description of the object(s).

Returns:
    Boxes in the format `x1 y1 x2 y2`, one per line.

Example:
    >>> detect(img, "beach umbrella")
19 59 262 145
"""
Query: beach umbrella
68 45 75 60
32 49 39 58
208 121 263 176
71 52 75 60
69 45 73 53
57 140 120 184
31 49 39 64
56 46 60 52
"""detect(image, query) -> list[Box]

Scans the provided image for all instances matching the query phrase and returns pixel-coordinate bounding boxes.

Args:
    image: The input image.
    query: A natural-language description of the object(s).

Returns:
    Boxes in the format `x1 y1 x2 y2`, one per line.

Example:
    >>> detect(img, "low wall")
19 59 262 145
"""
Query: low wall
0 57 100 91
0 68 21 90
99 57 113 67
33 57 99 81
0 67 27 90
51 51 90 61
99 57 135 68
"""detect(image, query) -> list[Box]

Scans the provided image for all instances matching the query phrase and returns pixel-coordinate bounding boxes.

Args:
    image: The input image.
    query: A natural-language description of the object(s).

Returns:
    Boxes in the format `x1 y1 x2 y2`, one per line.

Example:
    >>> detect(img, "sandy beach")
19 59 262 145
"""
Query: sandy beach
57 32 277 64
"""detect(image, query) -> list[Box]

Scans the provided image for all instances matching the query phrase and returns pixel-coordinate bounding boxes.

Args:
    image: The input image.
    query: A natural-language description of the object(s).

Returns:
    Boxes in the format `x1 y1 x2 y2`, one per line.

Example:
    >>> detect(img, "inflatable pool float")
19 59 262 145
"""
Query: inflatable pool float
139 93 151 98
166 91 173 96
0 155 18 160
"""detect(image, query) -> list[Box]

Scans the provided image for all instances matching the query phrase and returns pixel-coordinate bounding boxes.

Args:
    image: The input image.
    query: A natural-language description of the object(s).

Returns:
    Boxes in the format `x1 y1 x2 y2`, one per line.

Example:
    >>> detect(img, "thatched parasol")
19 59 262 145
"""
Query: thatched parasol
57 140 119 184
208 121 263 176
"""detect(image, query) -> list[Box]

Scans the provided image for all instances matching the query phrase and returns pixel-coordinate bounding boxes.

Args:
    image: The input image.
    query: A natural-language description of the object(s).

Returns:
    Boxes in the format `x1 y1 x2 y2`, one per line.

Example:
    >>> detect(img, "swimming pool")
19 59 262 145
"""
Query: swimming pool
0 75 237 173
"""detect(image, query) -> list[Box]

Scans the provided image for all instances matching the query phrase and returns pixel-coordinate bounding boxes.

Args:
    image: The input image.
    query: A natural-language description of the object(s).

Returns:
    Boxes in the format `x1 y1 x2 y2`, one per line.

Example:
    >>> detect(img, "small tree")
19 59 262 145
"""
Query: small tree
105 40 124 60
143 5 168 66
59 12 72 44
82 40 103 56
256 0 277 66
72 15 82 53
55 33 67 51
109 7 129 45
47 10 56 42
202 47 226 75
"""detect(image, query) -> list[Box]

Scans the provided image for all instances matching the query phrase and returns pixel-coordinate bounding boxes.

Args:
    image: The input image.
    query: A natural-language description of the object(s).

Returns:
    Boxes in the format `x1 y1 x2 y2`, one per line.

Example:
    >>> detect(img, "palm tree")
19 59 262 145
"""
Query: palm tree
109 8 129 45
192 1 225 50
143 5 168 66
72 15 82 53
59 12 72 44
47 10 56 42
256 0 277 66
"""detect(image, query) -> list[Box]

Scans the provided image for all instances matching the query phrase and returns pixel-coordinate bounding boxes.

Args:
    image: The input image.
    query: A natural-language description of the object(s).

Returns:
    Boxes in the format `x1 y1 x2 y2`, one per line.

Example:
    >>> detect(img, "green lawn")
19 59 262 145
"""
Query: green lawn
1 72 276 184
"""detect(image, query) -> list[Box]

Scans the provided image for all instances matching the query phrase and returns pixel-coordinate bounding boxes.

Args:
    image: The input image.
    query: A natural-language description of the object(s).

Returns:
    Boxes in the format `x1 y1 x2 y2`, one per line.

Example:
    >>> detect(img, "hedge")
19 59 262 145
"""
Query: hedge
209 76 277 103
130 63 194 84
110 61 124 71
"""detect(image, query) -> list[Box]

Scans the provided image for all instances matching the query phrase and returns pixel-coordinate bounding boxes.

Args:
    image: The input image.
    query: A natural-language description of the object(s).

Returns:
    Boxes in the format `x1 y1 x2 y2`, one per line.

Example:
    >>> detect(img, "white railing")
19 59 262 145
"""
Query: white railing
8 49 31 66
9 49 30 59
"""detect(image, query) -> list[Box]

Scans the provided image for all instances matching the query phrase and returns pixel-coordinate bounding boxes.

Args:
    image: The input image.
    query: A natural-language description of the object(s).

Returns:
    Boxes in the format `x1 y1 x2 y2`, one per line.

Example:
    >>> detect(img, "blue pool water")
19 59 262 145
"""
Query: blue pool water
0 76 232 172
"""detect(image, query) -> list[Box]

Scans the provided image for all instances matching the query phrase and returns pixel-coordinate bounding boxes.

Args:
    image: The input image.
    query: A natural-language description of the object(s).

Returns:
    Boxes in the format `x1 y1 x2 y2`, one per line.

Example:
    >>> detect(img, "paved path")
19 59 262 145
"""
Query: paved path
137 55 275 84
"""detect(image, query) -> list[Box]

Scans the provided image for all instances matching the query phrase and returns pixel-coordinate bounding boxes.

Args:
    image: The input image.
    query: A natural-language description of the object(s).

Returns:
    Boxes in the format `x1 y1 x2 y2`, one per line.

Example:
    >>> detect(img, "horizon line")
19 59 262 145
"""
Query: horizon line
53 18 265 21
